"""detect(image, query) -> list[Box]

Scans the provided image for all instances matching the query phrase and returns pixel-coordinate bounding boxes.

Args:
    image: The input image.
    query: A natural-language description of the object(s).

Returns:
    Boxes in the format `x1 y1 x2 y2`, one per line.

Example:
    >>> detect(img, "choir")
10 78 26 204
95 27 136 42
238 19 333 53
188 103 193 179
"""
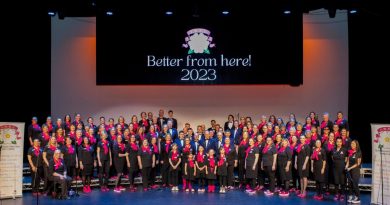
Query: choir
26 110 362 204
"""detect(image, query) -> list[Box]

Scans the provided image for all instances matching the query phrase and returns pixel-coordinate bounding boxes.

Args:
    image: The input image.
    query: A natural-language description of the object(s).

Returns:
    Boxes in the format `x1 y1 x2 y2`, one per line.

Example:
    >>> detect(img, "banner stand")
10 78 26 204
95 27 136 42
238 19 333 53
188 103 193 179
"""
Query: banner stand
0 122 24 199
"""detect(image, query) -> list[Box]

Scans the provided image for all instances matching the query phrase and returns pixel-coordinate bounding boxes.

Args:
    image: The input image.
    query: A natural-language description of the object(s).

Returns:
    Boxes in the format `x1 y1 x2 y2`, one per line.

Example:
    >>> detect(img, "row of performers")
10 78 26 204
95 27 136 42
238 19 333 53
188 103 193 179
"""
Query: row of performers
27 112 349 147
27 130 361 203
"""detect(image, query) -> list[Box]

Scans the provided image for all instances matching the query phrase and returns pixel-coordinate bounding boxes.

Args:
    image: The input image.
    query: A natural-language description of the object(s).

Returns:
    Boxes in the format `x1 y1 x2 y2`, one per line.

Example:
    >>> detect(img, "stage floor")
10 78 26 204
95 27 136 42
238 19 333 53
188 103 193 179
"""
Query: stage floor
1 189 371 205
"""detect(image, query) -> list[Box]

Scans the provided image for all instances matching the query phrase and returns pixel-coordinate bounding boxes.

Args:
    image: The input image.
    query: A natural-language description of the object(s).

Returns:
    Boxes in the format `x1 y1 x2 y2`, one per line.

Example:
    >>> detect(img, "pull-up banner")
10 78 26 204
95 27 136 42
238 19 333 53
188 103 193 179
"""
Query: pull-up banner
0 122 24 199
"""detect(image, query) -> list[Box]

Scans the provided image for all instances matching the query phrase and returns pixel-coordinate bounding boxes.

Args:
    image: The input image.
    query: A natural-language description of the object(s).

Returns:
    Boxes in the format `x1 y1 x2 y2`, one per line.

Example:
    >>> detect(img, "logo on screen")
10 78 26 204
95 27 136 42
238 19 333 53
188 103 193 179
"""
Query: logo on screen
182 28 215 54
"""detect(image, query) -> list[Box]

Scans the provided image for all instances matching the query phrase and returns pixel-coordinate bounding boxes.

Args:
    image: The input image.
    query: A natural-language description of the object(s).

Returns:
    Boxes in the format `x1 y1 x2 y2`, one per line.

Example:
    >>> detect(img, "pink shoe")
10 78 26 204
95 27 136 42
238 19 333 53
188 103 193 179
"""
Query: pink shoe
339 195 345 201
114 187 121 193
83 186 88 193
118 186 125 191
245 184 250 190
289 188 296 192
279 191 290 197
334 193 340 200
143 188 148 192
264 190 274 196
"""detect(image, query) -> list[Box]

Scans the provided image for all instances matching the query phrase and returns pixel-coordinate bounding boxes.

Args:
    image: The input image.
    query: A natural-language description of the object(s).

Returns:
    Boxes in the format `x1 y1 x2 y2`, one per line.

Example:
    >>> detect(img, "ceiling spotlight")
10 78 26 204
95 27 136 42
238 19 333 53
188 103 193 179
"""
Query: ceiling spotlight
48 11 56 16
106 11 113 16
284 10 291 14
222 11 229 15
349 9 357 14
165 11 173 15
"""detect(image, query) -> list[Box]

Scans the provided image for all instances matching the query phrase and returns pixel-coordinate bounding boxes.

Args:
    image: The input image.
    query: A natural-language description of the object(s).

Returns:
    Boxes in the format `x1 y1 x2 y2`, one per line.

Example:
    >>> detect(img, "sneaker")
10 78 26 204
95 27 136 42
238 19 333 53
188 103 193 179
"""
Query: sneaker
289 188 296 192
247 189 256 195
298 191 306 198
83 186 88 193
114 187 121 193
348 195 354 203
351 197 361 204
101 187 106 192
334 193 340 201
191 188 195 192
119 186 125 191
339 195 345 201
316 195 324 200
152 184 159 189
185 189 189 192
143 188 148 192
264 190 274 196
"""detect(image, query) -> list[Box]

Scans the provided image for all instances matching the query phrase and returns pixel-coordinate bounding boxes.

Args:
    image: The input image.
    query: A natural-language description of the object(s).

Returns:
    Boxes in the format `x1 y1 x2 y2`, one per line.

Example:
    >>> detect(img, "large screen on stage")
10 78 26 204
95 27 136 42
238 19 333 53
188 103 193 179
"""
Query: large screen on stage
96 6 302 85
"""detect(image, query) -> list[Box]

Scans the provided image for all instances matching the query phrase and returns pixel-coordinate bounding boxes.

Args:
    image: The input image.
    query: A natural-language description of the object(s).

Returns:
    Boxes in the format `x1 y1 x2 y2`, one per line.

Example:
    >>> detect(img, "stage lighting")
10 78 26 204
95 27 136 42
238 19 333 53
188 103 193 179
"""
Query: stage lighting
349 9 357 14
48 11 56 16
165 11 173 15
222 11 229 15
283 10 291 14
106 11 113 16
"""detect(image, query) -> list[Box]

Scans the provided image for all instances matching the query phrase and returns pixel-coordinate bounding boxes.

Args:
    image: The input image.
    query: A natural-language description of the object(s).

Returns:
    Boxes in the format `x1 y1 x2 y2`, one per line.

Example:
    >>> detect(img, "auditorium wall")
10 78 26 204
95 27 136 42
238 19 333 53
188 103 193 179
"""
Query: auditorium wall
51 9 348 128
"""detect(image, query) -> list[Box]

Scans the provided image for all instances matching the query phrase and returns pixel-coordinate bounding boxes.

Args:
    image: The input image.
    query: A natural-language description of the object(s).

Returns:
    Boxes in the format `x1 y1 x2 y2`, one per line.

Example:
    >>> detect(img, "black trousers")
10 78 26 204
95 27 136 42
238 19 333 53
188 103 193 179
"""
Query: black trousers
219 175 227 187
247 178 256 189
31 166 44 192
66 165 76 179
227 165 235 186
316 181 324 195
99 160 110 186
161 163 170 186
43 165 53 193
238 158 245 184
52 176 72 197
264 166 275 192
128 167 138 186
141 167 152 188
348 169 360 197
257 168 265 187
170 169 179 186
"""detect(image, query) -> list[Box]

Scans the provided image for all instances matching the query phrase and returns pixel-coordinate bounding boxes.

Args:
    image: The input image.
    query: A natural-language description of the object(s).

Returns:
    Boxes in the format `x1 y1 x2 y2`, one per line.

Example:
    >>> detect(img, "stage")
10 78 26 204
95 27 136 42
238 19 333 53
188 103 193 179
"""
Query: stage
1 188 371 205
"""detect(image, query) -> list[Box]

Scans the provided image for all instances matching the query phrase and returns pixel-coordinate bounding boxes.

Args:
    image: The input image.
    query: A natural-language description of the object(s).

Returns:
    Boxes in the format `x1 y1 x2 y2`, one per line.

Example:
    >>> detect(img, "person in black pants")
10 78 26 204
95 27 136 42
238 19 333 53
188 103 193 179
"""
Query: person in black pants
138 139 155 191
62 137 78 180
217 147 228 193
346 140 362 204
262 137 277 196
169 143 181 191
195 145 206 192
245 138 259 194
237 131 249 188
49 149 72 200
27 139 44 196
295 135 310 198
97 132 111 192
160 134 173 188
311 139 327 200
332 137 347 201
277 138 293 197
113 135 128 193
43 136 59 196
127 135 139 192
79 137 95 193
224 137 237 190
206 149 217 193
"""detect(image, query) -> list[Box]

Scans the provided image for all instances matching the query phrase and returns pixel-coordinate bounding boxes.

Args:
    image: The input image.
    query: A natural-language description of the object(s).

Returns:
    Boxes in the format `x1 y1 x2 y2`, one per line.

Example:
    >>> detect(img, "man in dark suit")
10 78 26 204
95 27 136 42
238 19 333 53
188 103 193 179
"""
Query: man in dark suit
167 110 178 129
191 133 201 154
157 109 167 130
167 119 178 141
230 120 242 145
200 130 215 153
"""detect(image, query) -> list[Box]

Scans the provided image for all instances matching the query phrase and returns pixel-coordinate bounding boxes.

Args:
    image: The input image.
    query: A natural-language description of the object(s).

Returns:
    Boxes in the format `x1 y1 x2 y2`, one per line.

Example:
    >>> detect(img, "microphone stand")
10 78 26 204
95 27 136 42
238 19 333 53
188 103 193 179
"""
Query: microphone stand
379 144 384 205
345 170 352 205
73 143 80 198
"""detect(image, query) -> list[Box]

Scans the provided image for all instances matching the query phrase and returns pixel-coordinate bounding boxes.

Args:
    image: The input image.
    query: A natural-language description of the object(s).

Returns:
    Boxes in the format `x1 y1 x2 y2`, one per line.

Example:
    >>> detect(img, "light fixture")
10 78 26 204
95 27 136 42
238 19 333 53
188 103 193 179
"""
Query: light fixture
165 11 173 15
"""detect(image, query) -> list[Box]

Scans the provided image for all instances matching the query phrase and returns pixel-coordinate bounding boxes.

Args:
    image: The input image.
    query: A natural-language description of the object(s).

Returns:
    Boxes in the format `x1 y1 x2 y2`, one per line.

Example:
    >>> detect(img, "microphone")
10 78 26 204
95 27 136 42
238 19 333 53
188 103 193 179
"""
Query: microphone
378 144 384 149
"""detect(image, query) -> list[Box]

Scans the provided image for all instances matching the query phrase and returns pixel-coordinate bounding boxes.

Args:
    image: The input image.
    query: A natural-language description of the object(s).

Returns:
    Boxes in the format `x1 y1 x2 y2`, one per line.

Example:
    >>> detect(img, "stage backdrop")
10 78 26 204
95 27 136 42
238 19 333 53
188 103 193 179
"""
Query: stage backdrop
51 9 348 127
0 122 24 199
371 124 390 205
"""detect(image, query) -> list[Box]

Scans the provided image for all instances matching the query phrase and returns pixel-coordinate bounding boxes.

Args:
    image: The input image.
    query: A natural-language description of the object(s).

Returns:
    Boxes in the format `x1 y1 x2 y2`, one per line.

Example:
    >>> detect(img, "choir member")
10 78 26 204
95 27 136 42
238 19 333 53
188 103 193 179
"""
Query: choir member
160 134 172 187
127 135 139 191
167 110 178 129
43 136 59 195
41 124 51 147
113 135 127 193
79 137 95 193
27 139 44 195
139 112 150 131
224 137 237 190
256 134 265 191
332 137 347 201
346 140 362 204
320 112 333 135
62 137 78 180
28 117 42 146
195 145 207 192
43 116 54 135
157 109 167 130
49 150 72 200
334 111 349 131
237 131 249 188
206 149 217 193
150 136 160 189
67 124 76 141
72 113 84 129
138 139 155 191
262 137 277 196
54 118 64 134
245 138 259 194
64 115 72 134
277 138 293 197
341 128 352 149
97 131 111 192
295 135 310 198
184 153 196 192
217 147 228 193
224 114 234 131
309 112 319 127
55 128 65 147
323 132 335 194
289 135 299 192
311 140 327 200
169 143 181 191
